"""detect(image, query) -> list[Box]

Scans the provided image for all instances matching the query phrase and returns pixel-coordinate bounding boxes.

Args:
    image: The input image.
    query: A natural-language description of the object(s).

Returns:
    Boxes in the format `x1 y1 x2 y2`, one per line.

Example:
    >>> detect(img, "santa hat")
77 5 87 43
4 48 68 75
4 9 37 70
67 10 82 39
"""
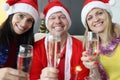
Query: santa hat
43 0 71 28
81 0 115 27
2 0 39 23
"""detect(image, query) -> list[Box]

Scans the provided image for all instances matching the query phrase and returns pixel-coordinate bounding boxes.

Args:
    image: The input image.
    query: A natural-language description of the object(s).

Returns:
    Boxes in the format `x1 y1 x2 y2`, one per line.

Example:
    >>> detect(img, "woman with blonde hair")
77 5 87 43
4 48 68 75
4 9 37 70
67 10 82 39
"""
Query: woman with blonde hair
81 0 120 80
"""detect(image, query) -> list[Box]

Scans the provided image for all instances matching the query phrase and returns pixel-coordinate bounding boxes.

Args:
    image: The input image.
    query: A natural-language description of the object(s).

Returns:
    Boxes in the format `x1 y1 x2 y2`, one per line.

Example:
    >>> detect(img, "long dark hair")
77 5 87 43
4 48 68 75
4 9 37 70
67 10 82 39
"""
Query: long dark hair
0 14 34 46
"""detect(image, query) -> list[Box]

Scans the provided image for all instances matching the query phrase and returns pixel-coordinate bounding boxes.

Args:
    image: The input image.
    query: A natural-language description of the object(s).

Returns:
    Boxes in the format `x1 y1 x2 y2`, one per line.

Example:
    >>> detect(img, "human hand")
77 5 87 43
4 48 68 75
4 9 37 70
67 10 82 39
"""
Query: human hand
40 67 59 80
0 67 28 80
81 51 99 69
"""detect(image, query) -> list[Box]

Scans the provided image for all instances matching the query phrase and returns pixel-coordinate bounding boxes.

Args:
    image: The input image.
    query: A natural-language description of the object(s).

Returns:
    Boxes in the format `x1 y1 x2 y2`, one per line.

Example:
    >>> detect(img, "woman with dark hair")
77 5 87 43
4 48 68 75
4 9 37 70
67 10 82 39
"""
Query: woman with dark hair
0 0 39 79
0 14 34 68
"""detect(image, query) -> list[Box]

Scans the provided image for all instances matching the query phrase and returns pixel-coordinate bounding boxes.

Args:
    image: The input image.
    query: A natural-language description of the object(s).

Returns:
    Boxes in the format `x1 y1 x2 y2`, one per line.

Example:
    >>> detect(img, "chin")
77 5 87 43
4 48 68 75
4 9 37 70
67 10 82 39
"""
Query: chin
15 31 23 35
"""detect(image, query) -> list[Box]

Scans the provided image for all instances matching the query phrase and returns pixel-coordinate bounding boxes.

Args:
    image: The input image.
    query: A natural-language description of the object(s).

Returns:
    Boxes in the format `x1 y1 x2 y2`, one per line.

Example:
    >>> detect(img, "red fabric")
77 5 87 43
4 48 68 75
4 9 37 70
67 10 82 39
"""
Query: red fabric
43 0 70 17
83 0 109 7
5 0 38 11
29 37 89 80
57 45 66 80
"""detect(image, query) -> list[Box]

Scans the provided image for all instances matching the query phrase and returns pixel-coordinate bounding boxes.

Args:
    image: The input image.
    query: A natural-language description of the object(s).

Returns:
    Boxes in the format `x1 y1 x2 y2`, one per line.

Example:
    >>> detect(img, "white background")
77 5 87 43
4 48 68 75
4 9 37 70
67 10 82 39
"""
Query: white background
111 0 120 25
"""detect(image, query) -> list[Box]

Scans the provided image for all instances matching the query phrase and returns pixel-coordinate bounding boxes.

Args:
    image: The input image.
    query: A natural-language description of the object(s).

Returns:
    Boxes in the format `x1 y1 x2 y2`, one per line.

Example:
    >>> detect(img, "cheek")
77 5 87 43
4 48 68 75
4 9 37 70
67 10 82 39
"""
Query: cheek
26 24 33 30
47 22 53 29
65 21 69 26
11 20 17 30
11 18 16 25
63 20 69 27
87 20 91 25
12 15 19 23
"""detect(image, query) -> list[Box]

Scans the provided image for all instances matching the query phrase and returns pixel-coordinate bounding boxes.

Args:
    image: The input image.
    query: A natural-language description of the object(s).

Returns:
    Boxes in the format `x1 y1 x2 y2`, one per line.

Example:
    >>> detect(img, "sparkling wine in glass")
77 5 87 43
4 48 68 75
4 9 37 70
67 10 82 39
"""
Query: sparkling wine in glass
47 35 55 67
85 31 99 80
47 35 61 67
54 35 61 67
17 44 33 73
86 31 99 55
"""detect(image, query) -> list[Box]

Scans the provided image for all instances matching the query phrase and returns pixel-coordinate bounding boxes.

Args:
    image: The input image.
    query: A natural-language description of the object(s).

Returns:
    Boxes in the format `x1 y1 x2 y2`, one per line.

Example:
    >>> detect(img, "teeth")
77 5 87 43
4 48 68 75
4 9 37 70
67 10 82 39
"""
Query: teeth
18 26 24 31
95 23 102 27
55 26 62 30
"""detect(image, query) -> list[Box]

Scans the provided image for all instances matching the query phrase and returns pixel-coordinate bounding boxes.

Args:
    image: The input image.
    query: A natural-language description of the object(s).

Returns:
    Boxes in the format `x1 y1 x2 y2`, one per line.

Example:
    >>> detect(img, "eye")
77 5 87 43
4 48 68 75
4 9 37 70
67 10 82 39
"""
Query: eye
96 11 104 16
18 13 24 19
60 15 66 19
27 19 34 23
48 17 55 20
87 15 92 21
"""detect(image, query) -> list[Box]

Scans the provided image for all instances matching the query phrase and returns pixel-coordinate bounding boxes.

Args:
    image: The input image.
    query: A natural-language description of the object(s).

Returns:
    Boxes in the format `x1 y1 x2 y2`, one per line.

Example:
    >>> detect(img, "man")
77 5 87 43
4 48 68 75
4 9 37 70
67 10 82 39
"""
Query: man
30 0 89 80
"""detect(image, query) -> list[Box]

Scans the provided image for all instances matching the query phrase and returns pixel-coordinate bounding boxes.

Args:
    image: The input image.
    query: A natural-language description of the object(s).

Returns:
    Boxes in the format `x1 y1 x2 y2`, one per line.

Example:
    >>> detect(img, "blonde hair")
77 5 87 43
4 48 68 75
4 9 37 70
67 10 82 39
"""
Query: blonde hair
103 10 120 40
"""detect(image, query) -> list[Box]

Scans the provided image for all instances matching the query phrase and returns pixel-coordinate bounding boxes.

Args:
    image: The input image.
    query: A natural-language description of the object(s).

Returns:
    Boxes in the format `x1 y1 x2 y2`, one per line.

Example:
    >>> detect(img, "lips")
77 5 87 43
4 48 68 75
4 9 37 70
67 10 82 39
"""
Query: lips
17 25 25 31
94 22 103 27
54 25 64 31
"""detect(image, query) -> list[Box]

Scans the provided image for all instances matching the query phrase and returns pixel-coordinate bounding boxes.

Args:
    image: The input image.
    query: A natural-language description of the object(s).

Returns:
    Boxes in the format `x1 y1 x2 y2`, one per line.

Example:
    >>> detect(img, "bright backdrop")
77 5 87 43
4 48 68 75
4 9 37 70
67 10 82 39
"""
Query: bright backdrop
0 0 7 25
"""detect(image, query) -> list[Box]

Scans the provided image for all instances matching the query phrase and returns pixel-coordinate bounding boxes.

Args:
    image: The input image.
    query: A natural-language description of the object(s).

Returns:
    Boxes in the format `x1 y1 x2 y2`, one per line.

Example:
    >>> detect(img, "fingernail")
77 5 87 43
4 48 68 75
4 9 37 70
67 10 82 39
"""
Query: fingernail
93 53 97 56
94 61 99 65
88 57 92 60
86 51 88 54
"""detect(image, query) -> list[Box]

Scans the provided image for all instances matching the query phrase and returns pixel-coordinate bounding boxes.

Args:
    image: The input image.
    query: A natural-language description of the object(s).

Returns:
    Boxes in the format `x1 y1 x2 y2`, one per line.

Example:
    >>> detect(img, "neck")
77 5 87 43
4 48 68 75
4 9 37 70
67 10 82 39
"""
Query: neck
99 33 109 47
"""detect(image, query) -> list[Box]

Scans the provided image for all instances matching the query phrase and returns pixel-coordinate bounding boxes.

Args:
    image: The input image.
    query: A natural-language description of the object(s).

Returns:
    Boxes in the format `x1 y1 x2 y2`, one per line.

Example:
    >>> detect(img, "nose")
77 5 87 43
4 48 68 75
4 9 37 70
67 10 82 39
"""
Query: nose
55 17 61 24
20 19 28 27
93 16 99 22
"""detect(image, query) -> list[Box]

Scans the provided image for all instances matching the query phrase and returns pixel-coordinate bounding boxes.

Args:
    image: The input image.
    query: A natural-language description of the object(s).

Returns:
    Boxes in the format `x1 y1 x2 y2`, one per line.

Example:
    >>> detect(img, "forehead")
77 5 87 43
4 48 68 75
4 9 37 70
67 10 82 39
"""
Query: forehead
49 11 65 17
88 8 103 15
15 12 33 18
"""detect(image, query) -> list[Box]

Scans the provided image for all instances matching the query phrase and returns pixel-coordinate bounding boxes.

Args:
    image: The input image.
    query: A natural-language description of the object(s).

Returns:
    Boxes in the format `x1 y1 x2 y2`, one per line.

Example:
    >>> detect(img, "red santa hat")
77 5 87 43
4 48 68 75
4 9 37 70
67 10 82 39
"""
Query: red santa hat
2 0 39 23
43 0 71 28
81 0 115 27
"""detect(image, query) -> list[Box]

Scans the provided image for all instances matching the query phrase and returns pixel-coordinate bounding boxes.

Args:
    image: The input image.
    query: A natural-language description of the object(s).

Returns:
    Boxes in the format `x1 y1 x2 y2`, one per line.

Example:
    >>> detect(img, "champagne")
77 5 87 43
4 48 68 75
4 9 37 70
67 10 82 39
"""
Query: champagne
47 41 55 67
54 40 61 67
84 32 100 80
17 53 32 72
47 35 61 67
87 40 98 55
86 31 99 55
17 44 33 72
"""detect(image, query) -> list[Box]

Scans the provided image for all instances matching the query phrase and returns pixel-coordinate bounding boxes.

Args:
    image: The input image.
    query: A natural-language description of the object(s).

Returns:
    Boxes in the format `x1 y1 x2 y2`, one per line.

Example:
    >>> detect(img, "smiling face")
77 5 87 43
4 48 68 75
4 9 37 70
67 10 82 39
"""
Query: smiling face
47 11 69 36
12 12 34 35
86 8 107 33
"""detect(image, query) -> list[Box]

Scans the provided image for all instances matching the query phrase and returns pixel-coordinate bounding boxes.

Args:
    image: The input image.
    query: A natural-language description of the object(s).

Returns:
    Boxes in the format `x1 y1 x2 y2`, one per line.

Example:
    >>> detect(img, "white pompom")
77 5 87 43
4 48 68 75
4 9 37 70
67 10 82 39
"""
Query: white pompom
2 3 10 11
109 0 116 6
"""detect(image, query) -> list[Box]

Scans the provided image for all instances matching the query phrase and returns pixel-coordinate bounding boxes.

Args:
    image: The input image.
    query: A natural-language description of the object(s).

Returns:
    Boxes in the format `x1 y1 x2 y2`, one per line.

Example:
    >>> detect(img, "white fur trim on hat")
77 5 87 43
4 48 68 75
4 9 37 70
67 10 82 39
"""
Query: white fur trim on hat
7 3 39 23
81 1 112 27
45 6 71 28
2 3 10 11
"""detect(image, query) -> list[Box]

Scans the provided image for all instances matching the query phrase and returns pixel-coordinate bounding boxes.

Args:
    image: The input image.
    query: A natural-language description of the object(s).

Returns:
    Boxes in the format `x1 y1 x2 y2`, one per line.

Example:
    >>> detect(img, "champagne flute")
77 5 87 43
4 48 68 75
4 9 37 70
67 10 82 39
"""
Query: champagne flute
47 35 61 67
47 35 54 67
84 31 99 80
86 31 99 55
54 35 61 68
17 44 33 73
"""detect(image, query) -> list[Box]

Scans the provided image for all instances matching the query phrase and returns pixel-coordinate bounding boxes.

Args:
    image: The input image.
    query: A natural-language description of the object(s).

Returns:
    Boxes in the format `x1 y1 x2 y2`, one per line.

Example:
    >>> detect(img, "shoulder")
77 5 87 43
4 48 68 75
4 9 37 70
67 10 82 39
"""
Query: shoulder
34 37 45 44
34 37 45 49
72 37 83 45
33 37 46 56
71 37 83 51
